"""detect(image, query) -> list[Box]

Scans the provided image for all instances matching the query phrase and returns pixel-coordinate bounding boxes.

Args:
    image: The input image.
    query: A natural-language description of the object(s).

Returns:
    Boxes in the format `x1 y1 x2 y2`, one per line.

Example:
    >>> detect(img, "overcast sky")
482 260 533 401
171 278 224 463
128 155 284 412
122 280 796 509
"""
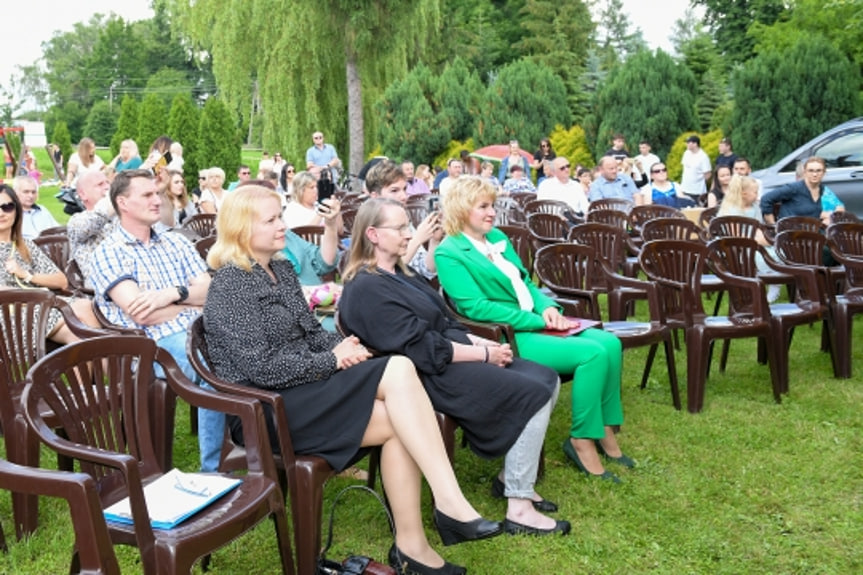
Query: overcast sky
2 0 699 95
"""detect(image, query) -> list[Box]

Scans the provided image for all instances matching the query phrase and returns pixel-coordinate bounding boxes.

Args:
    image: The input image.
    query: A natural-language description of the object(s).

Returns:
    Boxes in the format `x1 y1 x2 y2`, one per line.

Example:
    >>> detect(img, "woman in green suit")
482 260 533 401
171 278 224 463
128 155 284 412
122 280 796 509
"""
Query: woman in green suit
436 176 633 482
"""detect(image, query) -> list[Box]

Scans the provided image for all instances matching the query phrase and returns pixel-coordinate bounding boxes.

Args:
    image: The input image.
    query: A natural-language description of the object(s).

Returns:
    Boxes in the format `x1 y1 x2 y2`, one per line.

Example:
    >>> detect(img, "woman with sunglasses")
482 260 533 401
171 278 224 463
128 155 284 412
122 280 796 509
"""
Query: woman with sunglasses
531 138 556 183
279 163 296 198
0 185 100 343
647 162 696 208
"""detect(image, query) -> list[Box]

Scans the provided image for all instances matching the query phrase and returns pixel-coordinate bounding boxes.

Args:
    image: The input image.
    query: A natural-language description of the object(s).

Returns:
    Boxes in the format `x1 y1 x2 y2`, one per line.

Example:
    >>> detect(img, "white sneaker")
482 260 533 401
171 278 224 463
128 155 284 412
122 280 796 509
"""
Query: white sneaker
767 285 781 303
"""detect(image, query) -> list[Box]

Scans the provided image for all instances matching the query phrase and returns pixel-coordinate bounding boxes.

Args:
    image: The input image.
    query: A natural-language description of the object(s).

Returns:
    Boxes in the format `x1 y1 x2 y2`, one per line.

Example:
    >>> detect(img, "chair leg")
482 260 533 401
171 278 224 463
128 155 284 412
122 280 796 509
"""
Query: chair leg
640 344 658 389
291 467 330 575
663 338 681 411
10 423 41 537
765 330 784 403
719 339 731 372
685 331 709 413
832 303 852 378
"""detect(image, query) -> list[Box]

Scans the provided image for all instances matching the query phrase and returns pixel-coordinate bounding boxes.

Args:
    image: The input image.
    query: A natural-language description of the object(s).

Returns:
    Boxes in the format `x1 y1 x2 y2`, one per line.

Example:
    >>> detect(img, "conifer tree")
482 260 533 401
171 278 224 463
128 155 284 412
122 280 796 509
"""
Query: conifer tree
83 101 117 146
110 96 140 157
52 122 73 170
168 93 201 189
197 97 240 177
137 93 168 152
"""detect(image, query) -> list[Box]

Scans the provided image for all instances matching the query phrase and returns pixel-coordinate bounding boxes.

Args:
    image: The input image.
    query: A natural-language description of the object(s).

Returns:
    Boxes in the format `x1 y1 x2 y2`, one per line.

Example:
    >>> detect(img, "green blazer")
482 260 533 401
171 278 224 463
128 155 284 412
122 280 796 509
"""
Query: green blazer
435 228 559 331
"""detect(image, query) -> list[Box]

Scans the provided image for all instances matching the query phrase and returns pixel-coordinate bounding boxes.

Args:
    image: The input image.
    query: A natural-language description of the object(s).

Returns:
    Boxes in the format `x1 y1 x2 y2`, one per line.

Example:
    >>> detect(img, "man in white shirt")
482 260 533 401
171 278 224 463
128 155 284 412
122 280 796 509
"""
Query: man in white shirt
13 175 59 239
536 157 589 215
634 140 661 181
680 135 712 199
438 158 463 199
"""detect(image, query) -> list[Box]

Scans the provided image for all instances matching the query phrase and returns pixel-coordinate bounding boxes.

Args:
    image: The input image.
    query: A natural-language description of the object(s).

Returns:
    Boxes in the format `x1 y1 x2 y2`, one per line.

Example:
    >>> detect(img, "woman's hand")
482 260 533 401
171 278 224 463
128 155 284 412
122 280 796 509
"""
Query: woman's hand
414 211 443 244
318 198 341 224
485 343 513 367
467 333 499 347
333 335 372 369
4 258 28 280
542 307 577 331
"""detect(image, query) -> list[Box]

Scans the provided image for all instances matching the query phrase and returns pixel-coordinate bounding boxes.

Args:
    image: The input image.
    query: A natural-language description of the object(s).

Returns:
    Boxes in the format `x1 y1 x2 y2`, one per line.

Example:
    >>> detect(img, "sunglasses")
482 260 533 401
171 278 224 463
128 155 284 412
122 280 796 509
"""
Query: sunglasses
286 169 295 174
560 164 571 170
651 168 667 174
0 202 16 214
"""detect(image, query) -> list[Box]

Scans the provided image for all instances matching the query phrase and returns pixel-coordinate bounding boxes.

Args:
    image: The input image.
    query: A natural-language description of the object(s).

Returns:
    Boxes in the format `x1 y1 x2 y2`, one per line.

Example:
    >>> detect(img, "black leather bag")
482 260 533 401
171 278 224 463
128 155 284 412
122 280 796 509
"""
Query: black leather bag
316 485 397 575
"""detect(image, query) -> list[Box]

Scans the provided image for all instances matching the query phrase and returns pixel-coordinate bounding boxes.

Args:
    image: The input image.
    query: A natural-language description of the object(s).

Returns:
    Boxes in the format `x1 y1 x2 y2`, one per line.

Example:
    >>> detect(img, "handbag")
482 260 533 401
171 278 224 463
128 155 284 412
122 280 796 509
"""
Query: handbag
316 485 397 575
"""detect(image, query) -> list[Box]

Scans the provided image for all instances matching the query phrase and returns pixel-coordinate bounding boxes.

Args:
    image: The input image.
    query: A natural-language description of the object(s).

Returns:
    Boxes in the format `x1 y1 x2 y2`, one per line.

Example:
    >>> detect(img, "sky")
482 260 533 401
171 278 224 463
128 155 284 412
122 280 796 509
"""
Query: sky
2 0 698 92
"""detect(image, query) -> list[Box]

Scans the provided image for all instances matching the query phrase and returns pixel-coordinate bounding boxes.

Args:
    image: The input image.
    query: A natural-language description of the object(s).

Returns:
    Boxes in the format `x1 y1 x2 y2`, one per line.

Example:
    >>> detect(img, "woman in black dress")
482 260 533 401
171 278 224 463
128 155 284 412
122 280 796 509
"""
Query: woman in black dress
339 198 570 538
203 186 500 575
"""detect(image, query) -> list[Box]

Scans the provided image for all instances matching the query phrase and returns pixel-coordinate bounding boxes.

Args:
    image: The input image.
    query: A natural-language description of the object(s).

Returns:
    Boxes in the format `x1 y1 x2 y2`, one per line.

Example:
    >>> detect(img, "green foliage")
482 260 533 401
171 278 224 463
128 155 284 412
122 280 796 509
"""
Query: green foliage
666 131 695 182
168 93 201 189
110 96 140 157
595 0 647 70
146 69 194 110
436 59 485 143
51 122 73 168
473 59 571 147
549 124 595 170
711 100 735 134
197 97 240 176
137 94 168 152
692 0 788 63
45 102 88 144
590 49 698 161
731 34 859 168
82 101 117 146
696 69 726 132
427 0 508 81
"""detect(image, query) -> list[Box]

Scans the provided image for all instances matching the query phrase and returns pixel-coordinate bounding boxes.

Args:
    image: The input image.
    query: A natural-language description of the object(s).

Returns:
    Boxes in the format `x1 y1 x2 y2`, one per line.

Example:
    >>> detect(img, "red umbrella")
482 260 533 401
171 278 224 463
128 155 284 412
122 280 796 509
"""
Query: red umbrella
471 144 534 164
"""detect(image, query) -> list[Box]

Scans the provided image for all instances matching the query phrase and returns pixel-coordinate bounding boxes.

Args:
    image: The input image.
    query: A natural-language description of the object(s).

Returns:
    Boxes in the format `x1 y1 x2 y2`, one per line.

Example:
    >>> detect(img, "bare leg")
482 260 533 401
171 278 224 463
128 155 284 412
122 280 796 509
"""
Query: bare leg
48 320 78 345
597 425 623 457
569 438 606 475
70 298 101 328
361 356 480 522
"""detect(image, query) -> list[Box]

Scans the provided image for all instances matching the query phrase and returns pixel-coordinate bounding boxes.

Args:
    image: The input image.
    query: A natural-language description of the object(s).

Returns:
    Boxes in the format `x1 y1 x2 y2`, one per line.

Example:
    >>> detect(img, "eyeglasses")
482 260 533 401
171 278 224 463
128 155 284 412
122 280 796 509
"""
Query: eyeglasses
240 171 250 175
314 136 323 140
375 223 412 235
198 176 206 180
560 164 570 170
651 168 667 174
0 202 15 214
806 168 824 173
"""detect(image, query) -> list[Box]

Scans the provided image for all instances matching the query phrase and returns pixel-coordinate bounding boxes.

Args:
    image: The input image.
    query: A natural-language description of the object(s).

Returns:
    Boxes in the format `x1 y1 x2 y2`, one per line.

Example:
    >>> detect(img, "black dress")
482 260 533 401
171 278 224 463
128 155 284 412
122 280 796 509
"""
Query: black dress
203 259 389 471
339 267 558 459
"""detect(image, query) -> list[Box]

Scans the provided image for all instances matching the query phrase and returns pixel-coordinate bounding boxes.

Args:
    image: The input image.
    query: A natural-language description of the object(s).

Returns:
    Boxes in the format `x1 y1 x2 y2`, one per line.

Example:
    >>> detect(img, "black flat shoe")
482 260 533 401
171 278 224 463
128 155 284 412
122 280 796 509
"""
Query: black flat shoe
503 518 571 536
595 440 636 469
491 476 558 513
562 438 621 483
388 544 466 575
433 509 502 546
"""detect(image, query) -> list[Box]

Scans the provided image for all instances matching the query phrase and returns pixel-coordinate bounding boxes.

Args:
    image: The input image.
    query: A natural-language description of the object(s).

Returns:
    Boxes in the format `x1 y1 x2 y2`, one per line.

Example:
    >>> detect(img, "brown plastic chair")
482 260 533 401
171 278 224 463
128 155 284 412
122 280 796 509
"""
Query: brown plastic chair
588 198 633 214
586 208 630 230
340 207 358 237
290 225 325 247
830 211 860 225
697 205 719 229
339 193 366 210
0 458 121 574
826 223 863 378
628 204 685 242
65 258 96 298
0 289 109 537
510 192 537 211
37 225 68 238
33 234 71 273
707 237 827 396
23 335 295 575
498 225 535 273
180 213 217 239
643 217 707 242
639 240 779 413
494 198 526 227
194 235 217 262
775 215 824 234
187 317 341 575
405 201 429 228
527 213 569 249
523 198 571 217
533 243 680 408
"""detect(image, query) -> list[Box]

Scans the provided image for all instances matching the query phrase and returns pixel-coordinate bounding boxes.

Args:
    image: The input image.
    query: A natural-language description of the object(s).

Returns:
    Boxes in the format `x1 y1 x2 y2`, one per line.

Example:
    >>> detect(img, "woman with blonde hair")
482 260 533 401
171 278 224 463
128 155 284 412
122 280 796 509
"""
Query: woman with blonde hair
436 176 633 483
65 137 105 188
204 185 500 575
165 168 197 225
282 170 326 228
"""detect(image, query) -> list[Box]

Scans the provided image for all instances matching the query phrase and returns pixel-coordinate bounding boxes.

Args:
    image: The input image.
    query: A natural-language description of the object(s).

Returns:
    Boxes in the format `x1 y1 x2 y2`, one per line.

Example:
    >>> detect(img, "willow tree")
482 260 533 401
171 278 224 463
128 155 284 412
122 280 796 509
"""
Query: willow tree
170 0 440 175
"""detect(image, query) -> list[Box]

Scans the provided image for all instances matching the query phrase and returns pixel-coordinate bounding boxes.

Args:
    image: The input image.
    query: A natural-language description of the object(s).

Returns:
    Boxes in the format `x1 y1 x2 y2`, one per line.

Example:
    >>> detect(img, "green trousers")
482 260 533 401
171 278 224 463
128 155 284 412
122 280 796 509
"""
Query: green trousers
514 328 623 439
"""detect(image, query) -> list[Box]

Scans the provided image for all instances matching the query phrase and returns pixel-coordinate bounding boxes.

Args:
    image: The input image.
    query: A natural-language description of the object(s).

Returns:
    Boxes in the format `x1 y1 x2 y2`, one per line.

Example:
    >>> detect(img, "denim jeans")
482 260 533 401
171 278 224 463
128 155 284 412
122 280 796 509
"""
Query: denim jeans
154 330 224 472
502 378 561 498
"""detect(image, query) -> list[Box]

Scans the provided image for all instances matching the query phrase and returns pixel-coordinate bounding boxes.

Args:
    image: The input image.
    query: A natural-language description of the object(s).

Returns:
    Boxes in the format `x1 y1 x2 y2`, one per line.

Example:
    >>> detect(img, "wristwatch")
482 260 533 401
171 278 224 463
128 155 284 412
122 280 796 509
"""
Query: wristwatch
175 285 189 303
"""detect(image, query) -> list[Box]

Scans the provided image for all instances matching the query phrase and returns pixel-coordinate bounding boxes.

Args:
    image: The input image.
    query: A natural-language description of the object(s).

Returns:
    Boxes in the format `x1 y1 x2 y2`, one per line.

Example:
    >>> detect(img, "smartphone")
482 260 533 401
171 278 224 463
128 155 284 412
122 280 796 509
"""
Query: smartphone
428 195 440 213
152 151 173 176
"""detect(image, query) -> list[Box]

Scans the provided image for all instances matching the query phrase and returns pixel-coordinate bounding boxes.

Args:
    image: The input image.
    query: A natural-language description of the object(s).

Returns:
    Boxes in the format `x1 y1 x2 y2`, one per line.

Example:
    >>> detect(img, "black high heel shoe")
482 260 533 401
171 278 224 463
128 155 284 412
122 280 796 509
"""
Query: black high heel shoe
562 438 621 483
595 440 636 468
388 545 466 575
433 509 502 546
490 476 558 512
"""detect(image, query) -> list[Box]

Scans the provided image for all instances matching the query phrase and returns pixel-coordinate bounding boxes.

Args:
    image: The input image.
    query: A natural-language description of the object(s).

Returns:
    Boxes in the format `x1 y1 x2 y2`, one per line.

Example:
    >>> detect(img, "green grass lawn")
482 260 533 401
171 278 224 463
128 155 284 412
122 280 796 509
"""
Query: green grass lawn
2 157 861 573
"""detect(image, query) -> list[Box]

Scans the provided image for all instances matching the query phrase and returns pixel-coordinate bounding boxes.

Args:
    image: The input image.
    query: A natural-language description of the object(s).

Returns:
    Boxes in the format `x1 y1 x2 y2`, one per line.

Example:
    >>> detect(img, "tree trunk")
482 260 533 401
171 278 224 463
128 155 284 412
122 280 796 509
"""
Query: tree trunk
345 44 364 183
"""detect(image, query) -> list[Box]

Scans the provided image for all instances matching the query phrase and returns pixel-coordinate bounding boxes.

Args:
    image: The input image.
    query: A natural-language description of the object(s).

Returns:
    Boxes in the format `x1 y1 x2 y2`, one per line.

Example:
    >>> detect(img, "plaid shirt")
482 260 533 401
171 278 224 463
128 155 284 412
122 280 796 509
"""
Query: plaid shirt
91 225 207 340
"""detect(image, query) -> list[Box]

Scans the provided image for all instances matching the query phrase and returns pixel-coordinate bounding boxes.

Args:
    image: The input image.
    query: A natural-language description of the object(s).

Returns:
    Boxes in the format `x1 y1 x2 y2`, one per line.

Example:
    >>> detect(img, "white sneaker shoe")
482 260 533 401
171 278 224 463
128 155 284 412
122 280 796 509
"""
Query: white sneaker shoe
767 285 781 303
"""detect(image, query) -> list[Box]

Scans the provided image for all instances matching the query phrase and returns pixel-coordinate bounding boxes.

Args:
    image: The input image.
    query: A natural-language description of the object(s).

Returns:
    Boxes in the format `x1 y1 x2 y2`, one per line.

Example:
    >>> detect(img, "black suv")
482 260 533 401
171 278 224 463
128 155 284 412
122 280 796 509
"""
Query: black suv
752 117 863 218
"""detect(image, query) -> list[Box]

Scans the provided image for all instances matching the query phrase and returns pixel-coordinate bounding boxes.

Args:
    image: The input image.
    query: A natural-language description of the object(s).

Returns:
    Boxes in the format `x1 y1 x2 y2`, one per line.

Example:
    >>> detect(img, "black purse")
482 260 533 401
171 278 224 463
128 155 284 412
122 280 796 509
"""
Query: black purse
316 485 398 575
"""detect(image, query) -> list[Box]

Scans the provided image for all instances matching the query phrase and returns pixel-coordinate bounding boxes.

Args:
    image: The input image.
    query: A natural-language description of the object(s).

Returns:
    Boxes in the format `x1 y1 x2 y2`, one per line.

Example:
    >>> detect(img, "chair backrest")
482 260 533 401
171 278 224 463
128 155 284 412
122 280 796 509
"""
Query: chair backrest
523 198 570 217
33 234 71 272
510 192 537 211
827 223 863 290
775 215 823 234
568 222 627 268
339 193 366 210
494 197 525 227
629 204 684 236
708 215 764 240
405 202 429 228
830 211 860 225
526 213 568 245
181 213 217 238
64 258 94 298
340 208 358 237
37 226 68 238
642 217 707 243
639 239 708 319
195 235 217 262
588 198 633 214
290 225 326 247
586 208 630 230
497 225 535 272
773 229 827 267
705 236 764 315
697 205 719 229
533 243 595 300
